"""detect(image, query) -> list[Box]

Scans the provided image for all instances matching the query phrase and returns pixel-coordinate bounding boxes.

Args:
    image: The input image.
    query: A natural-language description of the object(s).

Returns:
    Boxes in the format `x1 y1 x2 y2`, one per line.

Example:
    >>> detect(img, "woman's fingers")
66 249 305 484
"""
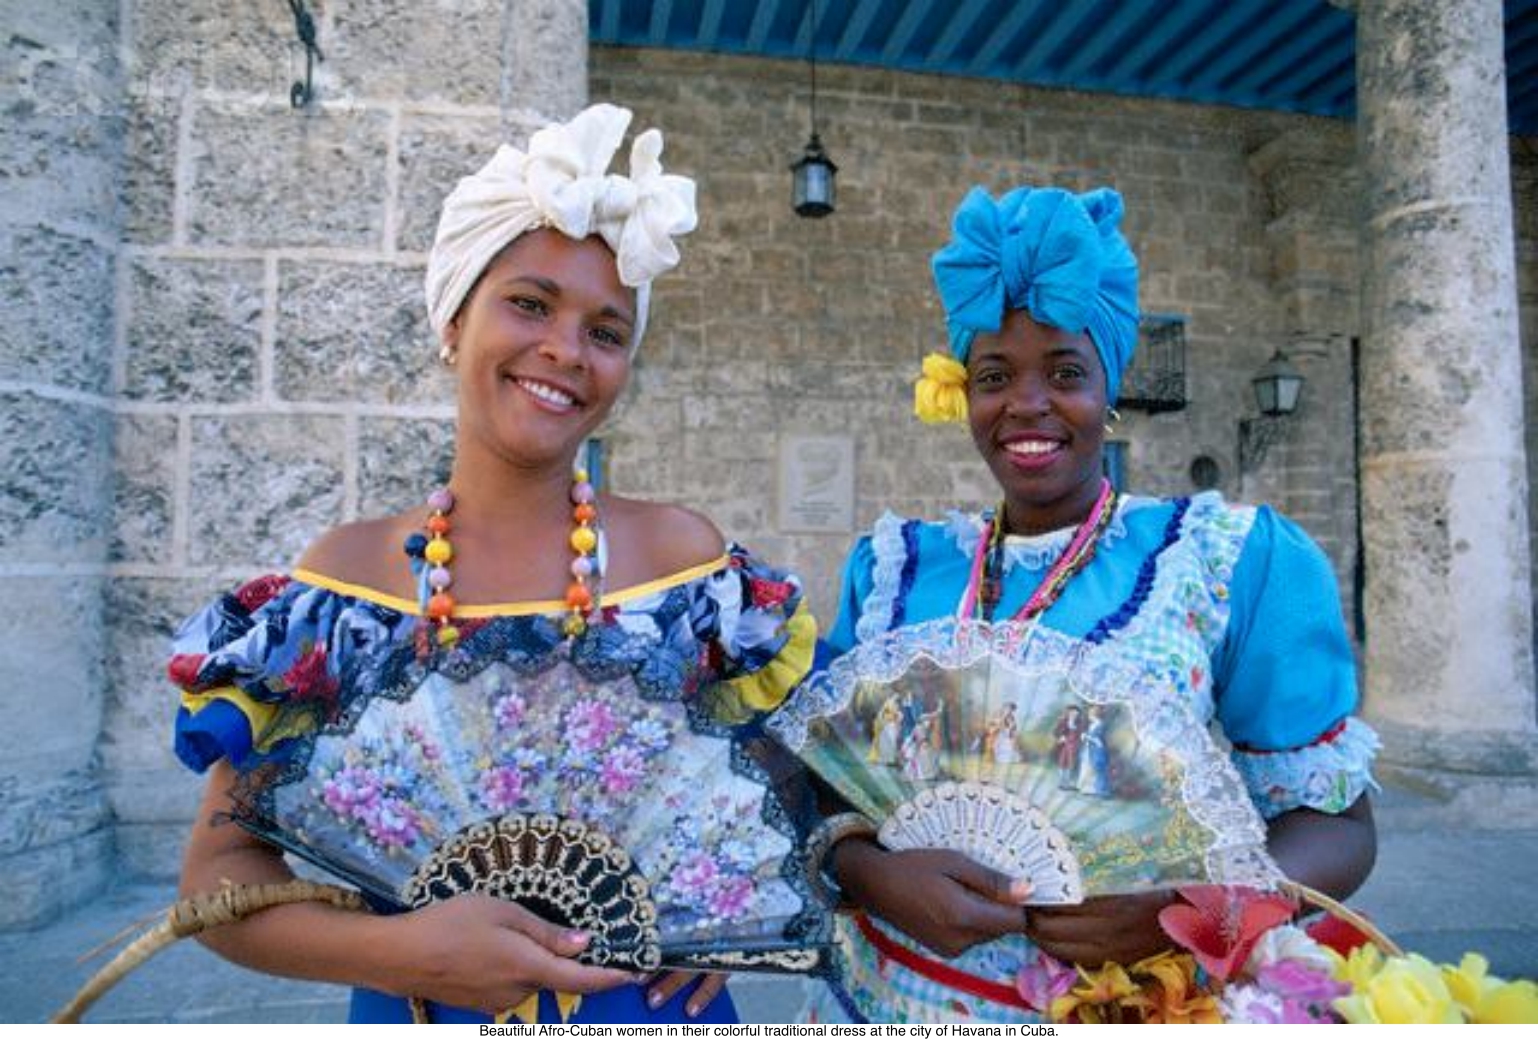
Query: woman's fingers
685 973 729 1017
644 970 692 1011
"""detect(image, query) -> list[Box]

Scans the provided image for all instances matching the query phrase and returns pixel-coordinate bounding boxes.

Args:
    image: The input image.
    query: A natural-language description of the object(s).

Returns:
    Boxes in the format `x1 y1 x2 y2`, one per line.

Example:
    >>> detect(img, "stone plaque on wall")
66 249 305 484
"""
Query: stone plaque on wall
779 435 854 533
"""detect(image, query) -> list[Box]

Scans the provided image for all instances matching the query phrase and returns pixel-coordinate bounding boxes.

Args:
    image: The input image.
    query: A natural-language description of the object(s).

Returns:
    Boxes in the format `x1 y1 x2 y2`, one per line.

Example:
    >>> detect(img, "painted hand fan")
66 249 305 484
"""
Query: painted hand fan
768 618 1283 904
232 654 831 975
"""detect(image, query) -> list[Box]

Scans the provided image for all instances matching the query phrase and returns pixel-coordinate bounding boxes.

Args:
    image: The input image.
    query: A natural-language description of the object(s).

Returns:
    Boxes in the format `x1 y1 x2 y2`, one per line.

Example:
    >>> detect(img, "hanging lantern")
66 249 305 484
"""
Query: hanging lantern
792 132 837 218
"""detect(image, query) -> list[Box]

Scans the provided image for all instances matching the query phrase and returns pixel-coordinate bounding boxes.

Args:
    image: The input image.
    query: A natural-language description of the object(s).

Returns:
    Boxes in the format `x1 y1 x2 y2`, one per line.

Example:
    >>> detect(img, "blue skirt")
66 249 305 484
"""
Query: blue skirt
350 980 740 1024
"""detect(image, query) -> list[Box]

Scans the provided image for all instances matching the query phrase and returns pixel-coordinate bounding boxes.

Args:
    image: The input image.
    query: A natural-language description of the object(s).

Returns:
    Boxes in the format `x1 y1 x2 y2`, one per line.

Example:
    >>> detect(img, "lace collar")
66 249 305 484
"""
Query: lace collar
942 494 1152 572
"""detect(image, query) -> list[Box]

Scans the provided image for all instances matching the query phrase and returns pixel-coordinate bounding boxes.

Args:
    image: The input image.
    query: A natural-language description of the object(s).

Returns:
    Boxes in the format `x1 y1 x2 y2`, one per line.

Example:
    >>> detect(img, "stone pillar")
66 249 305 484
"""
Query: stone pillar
0 0 120 926
1357 0 1538 816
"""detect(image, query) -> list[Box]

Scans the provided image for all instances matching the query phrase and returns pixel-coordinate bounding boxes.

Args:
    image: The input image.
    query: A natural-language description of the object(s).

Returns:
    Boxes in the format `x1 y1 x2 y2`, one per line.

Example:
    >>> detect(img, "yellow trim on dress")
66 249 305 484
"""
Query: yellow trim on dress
292 554 731 618
179 685 317 754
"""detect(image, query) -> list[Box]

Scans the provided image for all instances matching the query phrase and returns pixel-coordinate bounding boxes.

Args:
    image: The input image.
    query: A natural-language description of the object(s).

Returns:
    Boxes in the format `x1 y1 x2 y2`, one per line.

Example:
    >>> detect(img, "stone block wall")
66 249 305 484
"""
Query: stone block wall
591 47 1366 618
98 0 587 884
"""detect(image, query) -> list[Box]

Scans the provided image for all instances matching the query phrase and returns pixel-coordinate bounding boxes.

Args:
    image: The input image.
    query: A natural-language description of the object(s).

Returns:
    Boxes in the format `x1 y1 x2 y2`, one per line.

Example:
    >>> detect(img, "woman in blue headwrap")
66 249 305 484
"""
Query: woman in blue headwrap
798 185 1378 1023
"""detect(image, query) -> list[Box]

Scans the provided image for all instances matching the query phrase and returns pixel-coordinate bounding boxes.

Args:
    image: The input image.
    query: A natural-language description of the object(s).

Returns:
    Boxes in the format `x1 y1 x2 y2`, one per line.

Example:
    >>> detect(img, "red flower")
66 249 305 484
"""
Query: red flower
1305 911 1376 956
1158 885 1297 982
167 653 206 688
748 577 795 610
234 574 291 613
283 645 340 718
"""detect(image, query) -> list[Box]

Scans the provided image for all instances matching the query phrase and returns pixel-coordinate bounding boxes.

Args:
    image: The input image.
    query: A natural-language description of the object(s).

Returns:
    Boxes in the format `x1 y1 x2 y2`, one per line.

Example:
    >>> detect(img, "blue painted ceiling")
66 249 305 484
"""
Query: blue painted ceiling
590 0 1538 136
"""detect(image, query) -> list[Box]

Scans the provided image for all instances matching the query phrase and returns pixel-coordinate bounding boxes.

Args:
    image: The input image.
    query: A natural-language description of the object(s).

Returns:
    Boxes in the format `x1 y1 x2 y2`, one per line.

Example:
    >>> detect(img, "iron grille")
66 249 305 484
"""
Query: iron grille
1118 314 1187 413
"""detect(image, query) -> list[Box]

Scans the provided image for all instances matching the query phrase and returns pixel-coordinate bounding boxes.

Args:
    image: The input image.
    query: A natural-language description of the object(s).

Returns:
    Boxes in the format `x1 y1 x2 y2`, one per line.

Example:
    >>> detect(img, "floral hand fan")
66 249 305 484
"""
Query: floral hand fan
768 618 1283 903
232 649 831 975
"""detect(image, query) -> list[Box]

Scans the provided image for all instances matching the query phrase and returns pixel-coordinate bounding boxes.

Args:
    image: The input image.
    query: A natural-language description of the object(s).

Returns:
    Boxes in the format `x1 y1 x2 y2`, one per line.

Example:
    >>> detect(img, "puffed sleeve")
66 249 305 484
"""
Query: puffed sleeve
694 545 818 723
824 535 877 657
1213 507 1379 819
169 575 368 773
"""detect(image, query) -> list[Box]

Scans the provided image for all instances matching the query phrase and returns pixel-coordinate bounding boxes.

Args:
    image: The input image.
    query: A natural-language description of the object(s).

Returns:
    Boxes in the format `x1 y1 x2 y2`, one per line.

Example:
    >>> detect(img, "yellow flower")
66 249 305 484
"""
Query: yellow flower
913 352 968 424
1050 962 1138 1024
1329 941 1384 989
1444 952 1494 1013
1333 953 1462 1024
1471 978 1538 1024
1124 952 1222 1024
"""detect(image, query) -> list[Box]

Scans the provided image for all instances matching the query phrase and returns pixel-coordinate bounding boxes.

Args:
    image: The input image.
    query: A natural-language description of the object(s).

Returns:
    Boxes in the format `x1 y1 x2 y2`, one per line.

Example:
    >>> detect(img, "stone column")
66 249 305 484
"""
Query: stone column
0 0 120 926
1357 0 1538 816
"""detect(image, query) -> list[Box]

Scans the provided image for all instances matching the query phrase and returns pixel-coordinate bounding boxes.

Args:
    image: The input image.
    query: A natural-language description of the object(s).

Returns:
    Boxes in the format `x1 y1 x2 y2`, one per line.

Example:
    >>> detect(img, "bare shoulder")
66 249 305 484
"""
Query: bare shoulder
295 513 418 598
605 497 727 583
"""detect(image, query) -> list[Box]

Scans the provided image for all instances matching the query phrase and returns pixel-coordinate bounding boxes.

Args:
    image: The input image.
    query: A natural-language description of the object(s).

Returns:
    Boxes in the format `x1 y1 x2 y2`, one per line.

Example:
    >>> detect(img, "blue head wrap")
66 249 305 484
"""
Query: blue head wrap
931 185 1140 402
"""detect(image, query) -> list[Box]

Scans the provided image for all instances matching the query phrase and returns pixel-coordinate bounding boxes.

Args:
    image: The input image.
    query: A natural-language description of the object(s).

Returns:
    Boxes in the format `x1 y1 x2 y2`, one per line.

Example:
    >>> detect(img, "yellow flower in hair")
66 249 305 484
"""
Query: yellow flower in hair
914 352 969 424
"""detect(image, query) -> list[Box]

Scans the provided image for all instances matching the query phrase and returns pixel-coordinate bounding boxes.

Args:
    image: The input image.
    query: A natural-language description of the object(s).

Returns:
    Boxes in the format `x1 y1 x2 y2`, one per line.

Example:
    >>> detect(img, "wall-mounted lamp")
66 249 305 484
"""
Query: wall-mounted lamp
1238 349 1305 473
286 0 324 108
791 0 837 217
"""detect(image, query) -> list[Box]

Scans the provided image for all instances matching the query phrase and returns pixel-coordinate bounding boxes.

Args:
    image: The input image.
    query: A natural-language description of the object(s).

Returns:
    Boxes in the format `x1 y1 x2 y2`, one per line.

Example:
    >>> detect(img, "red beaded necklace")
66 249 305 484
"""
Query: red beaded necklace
957 479 1117 623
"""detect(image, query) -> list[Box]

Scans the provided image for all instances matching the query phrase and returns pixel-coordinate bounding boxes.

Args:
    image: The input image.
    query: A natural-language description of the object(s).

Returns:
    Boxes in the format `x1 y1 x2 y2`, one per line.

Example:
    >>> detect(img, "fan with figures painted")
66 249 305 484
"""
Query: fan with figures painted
767 617 1283 903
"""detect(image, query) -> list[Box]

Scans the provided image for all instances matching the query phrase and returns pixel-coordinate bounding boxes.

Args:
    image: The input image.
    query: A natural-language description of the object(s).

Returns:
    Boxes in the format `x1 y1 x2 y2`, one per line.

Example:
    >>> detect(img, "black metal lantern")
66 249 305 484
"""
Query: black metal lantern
1251 349 1305 416
792 0 837 218
792 133 837 217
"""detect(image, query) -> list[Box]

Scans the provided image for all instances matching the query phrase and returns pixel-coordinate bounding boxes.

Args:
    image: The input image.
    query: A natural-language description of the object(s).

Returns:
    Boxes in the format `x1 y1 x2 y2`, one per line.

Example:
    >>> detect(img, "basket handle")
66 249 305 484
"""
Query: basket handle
1279 879 1403 958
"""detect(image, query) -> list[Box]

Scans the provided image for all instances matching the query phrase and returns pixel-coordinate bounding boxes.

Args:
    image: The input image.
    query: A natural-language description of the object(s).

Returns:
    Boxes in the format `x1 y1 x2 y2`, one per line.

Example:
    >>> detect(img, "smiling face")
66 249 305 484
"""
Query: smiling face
445 229 635 472
966 309 1108 535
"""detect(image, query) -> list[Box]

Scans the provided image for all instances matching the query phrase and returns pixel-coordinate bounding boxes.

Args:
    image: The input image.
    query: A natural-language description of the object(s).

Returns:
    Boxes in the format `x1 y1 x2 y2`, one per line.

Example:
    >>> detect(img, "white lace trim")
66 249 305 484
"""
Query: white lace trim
1231 717 1381 820
855 512 910 645
767 617 1284 891
942 495 1153 573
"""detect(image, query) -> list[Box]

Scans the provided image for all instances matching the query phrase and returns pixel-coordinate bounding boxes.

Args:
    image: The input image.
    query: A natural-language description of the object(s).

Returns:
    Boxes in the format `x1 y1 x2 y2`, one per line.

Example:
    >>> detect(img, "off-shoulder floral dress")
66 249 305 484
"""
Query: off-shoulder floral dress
170 545 817 1024
807 492 1379 1024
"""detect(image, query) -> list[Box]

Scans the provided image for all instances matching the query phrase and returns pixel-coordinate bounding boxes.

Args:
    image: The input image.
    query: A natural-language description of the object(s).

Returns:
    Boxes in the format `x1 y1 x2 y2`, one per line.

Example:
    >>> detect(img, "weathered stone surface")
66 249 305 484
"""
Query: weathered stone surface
188 413 346 568
116 820 193 881
274 260 441 403
101 576 224 787
325 0 504 107
0 227 115 393
357 415 456 518
0 769 110 859
396 114 503 253
0 25 122 232
110 412 177 564
0 393 112 562
186 103 389 248
126 0 289 99
121 92 181 244
123 256 263 402
0 829 113 930
1358 0 1511 217
501 0 588 119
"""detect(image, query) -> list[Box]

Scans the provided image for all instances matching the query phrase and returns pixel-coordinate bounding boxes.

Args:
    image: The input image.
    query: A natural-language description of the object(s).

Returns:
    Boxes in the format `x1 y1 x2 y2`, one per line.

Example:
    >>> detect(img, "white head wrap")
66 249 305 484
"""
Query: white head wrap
424 103 698 352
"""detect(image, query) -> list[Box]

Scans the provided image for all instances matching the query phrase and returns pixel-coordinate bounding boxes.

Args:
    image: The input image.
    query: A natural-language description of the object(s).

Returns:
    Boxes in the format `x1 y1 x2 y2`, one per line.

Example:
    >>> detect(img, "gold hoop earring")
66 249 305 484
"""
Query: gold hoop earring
1104 407 1122 436
439 343 458 367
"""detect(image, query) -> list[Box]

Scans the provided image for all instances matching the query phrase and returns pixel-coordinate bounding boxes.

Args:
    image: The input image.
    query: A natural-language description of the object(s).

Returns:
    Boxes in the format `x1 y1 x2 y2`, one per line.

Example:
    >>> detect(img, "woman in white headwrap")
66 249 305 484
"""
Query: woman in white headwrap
169 105 818 1024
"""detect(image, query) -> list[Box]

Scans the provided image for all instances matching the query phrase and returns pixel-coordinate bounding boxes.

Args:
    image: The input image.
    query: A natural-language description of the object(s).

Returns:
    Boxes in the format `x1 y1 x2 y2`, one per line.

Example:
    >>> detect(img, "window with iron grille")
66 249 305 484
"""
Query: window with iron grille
1118 314 1187 413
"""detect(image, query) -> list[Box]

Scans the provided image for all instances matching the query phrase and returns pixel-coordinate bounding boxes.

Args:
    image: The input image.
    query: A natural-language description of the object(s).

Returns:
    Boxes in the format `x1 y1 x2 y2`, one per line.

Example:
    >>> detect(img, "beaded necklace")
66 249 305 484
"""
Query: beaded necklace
403 468 603 647
957 478 1117 623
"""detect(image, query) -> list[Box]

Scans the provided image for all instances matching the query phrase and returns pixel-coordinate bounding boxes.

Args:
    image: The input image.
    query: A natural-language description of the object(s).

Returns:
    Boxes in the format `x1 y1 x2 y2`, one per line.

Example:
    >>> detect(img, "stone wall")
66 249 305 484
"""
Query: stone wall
590 47 1371 619
0 0 120 929
99 0 587 885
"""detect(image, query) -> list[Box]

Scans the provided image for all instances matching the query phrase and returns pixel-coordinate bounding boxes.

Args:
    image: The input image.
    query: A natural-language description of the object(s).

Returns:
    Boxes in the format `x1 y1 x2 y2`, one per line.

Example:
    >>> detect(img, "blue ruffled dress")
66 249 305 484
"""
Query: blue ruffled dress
169 546 816 1024
812 492 1379 1023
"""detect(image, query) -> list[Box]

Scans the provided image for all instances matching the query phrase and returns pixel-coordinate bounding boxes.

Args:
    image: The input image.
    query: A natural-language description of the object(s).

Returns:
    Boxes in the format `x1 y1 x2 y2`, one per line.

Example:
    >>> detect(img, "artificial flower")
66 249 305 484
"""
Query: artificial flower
1328 940 1385 990
1305 910 1376 956
1245 922 1337 975
1255 959 1350 1023
1219 982 1287 1023
1333 953 1462 1024
1444 954 1538 1023
1050 962 1137 1023
1015 952 1077 1010
1158 885 1297 982
1123 952 1222 1024
913 352 969 424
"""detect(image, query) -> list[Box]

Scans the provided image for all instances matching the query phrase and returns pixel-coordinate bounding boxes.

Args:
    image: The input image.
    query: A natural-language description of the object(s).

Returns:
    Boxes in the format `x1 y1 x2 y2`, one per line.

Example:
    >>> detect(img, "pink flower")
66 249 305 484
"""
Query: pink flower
1016 952 1078 1010
494 693 527 732
599 746 647 795
482 764 525 811
674 852 720 893
708 875 755 919
1255 960 1349 1023
566 698 618 752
